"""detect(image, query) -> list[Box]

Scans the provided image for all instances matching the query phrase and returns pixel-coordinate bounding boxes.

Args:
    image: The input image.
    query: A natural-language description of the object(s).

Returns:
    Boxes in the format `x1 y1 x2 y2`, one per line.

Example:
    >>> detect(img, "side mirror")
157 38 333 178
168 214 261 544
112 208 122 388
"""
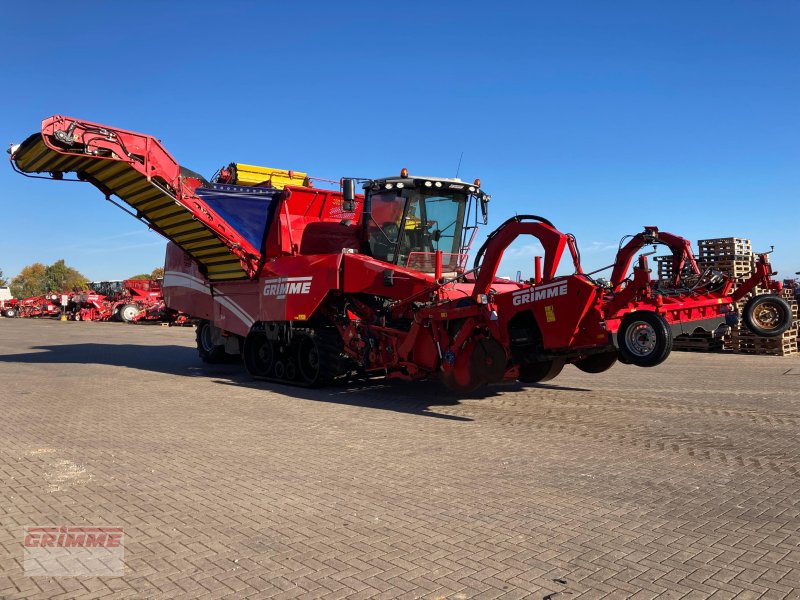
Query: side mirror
342 178 356 211
480 196 489 224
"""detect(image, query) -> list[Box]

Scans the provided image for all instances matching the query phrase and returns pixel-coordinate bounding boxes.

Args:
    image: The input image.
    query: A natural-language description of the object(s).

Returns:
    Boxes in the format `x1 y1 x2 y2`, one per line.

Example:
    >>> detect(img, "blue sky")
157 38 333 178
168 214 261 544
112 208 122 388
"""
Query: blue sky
1 1 798 282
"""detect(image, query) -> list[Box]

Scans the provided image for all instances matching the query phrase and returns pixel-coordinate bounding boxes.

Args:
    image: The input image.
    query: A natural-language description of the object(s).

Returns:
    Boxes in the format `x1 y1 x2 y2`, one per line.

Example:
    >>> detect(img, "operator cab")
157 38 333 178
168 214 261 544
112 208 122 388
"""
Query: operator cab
354 169 490 274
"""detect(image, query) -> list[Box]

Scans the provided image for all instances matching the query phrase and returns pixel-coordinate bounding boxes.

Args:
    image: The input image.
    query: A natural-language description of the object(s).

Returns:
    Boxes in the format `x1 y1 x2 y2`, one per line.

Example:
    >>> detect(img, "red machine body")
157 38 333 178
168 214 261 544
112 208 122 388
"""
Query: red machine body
1 292 20 318
17 294 64 318
67 278 183 324
10 116 792 390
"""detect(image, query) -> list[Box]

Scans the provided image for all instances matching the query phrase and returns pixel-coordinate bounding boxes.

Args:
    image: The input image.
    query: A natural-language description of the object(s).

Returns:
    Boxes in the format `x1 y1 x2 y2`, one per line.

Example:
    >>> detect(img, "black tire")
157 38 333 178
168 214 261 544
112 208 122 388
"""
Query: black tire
3 308 17 318
196 320 227 363
518 358 564 383
243 332 275 378
742 295 793 337
118 303 140 323
296 328 342 387
617 311 672 367
574 350 618 374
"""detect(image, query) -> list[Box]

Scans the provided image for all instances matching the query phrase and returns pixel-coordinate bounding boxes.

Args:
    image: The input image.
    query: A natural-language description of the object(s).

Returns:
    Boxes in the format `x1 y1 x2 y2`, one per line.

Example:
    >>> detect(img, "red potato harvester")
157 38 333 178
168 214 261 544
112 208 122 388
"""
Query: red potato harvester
9 116 792 390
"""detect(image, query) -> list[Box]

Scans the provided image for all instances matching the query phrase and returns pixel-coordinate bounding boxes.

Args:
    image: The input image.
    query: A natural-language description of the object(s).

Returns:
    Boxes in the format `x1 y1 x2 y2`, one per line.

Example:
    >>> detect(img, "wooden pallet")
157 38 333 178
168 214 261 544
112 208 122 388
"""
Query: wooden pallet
654 255 675 280
728 323 798 355
698 259 755 278
728 339 797 356
697 237 752 259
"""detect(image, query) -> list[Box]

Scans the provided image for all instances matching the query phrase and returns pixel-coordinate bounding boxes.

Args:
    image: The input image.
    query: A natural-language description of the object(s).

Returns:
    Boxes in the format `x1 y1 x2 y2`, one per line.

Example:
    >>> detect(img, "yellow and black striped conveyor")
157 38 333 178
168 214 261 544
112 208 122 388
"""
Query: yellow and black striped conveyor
12 130 252 281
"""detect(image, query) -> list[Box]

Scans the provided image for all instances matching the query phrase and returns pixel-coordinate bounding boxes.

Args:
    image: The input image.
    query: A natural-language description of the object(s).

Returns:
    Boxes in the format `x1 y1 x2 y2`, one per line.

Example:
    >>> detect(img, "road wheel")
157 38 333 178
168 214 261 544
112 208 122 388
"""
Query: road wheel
574 350 618 374
196 320 227 363
118 303 140 323
243 332 275 378
3 308 17 318
296 328 341 387
618 311 672 367
742 295 793 337
518 358 564 383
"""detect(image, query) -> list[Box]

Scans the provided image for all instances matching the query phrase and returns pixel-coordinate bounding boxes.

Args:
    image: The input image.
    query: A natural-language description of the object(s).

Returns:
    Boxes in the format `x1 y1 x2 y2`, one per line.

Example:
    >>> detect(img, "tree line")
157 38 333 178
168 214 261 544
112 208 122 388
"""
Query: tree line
0 262 165 298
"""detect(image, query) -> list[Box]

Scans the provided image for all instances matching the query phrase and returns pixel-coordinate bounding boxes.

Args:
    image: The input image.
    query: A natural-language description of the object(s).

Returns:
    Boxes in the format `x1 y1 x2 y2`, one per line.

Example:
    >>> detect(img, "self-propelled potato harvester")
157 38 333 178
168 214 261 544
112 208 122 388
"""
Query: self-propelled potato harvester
10 116 793 390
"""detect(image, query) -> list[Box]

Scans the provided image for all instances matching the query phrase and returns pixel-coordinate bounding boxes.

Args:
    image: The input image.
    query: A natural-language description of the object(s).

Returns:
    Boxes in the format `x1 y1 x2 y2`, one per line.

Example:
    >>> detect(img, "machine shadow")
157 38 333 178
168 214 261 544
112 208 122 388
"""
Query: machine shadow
0 343 237 378
213 372 592 420
0 343 592 419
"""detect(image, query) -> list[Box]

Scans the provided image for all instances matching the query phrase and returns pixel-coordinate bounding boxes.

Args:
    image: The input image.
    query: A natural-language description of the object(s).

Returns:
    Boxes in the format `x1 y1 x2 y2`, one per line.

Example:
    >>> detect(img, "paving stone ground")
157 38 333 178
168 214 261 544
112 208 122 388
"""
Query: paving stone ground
0 318 799 599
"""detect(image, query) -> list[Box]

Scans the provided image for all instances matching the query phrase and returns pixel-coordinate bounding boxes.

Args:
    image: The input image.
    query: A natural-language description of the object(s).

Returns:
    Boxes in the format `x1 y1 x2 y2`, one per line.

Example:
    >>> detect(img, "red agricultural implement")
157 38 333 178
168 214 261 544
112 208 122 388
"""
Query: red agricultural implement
69 278 186 324
9 116 793 390
0 287 19 318
17 293 64 318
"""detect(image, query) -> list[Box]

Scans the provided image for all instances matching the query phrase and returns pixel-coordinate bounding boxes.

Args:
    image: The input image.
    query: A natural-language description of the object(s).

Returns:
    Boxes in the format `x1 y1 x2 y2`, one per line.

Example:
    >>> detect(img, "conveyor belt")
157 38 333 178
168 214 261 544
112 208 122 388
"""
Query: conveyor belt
12 122 275 281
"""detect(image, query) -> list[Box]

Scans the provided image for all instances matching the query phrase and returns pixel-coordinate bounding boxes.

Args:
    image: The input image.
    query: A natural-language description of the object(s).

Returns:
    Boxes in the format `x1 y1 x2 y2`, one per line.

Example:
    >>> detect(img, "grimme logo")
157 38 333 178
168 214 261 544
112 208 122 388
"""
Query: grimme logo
511 281 568 306
263 276 312 300
24 526 125 576
25 526 123 548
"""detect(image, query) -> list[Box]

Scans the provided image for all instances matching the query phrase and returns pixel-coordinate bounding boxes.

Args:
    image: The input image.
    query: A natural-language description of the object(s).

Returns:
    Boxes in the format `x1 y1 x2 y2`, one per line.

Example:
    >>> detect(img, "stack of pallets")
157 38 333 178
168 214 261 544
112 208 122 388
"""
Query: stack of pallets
696 235 759 309
696 237 755 277
654 255 675 281
653 255 702 286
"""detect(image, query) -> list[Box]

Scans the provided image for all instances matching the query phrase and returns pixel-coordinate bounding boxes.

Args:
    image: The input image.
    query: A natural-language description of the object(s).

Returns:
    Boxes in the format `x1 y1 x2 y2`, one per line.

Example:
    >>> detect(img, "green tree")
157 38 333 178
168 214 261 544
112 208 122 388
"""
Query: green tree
0 268 7 287
10 260 89 297
128 267 164 280
10 263 48 297
44 259 89 293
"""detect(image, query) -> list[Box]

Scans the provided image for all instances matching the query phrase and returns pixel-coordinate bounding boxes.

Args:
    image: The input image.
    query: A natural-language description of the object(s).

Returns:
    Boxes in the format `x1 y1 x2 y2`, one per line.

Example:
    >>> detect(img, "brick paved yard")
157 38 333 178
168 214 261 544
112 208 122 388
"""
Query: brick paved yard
0 319 799 599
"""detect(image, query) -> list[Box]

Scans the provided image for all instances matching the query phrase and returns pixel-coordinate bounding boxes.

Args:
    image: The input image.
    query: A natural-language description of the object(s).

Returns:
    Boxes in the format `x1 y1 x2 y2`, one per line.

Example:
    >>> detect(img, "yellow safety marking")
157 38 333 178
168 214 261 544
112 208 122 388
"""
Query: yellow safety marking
545 305 556 323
